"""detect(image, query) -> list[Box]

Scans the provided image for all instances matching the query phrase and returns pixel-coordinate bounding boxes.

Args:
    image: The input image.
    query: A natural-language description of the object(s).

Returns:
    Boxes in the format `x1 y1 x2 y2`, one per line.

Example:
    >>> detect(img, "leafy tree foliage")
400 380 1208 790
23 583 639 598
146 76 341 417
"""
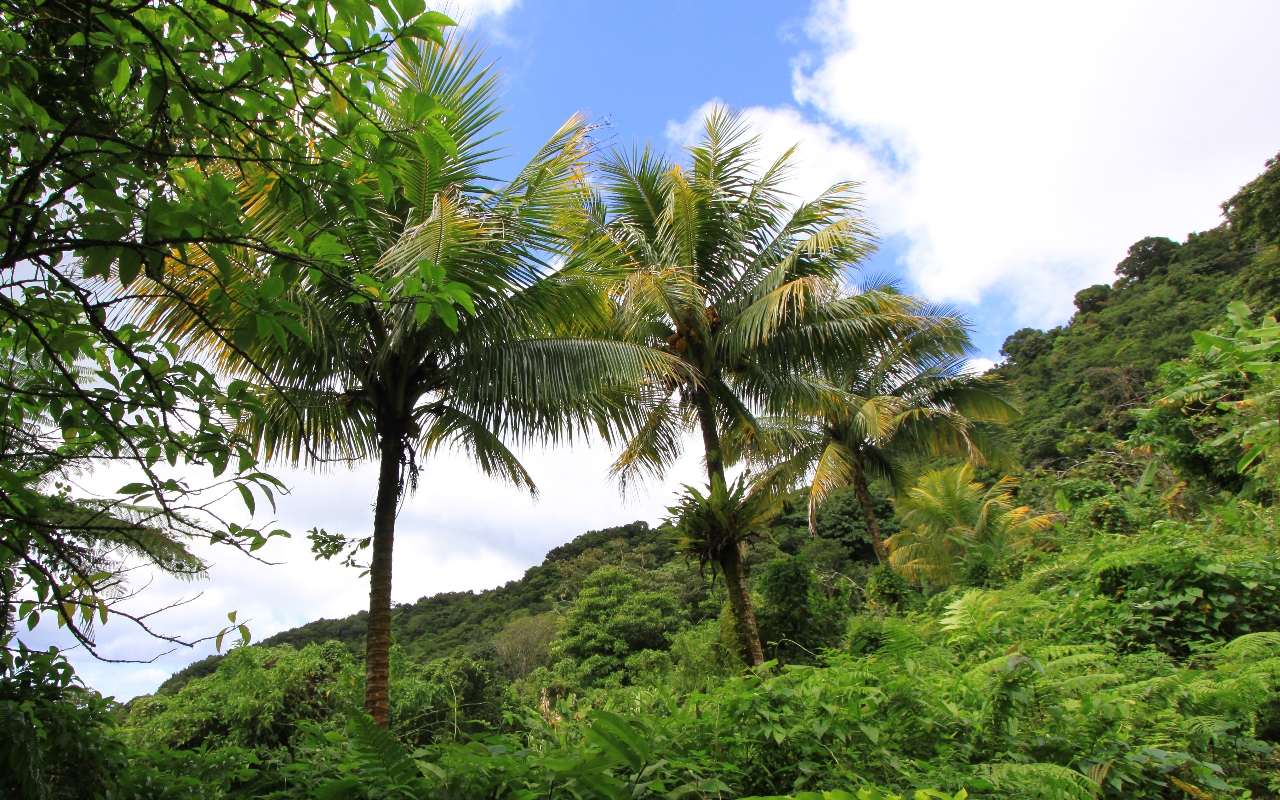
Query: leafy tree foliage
1161 303 1279 475
1224 151 1280 248
996 226 1274 465
1 646 127 800
122 642 355 752
756 555 841 665
551 567 682 688
257 521 669 662
491 613 559 682
81 498 1280 800
0 0 457 662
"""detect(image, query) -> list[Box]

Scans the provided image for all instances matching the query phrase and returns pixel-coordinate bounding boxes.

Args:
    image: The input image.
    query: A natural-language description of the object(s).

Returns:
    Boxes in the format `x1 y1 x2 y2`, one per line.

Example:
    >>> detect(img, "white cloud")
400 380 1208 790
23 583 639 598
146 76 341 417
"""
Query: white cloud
673 2 1280 327
967 357 997 375
443 0 520 21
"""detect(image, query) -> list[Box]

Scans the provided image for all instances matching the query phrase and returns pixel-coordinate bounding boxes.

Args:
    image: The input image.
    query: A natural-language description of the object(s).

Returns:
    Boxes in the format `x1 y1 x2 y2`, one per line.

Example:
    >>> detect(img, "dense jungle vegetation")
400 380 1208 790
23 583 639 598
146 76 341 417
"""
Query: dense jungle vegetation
4 2 1280 799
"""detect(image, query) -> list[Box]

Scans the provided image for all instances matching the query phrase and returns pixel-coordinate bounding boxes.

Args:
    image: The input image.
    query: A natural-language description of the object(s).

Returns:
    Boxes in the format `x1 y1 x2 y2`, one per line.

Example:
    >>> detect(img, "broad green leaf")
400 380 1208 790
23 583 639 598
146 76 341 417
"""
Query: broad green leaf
390 0 424 22
435 297 458 331
118 248 142 287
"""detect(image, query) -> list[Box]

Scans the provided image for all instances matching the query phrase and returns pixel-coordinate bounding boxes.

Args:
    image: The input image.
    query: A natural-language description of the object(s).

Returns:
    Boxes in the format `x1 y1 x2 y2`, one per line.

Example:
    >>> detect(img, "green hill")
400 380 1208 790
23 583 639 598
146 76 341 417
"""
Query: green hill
155 489 892 696
996 226 1279 468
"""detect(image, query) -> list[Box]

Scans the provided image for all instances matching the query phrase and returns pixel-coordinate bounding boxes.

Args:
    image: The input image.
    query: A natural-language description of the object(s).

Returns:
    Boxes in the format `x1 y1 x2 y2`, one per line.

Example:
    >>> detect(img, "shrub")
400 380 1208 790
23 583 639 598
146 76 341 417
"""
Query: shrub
122 641 356 753
391 655 514 746
552 567 683 687
1094 541 1280 654
757 556 842 664
1 647 126 800
1083 497 1138 533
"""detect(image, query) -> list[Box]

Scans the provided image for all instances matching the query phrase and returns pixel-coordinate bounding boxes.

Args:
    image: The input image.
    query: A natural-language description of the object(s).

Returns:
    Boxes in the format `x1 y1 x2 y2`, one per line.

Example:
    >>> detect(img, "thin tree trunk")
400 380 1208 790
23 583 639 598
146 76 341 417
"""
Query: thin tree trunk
719 541 765 667
364 433 404 728
694 389 765 667
852 470 888 564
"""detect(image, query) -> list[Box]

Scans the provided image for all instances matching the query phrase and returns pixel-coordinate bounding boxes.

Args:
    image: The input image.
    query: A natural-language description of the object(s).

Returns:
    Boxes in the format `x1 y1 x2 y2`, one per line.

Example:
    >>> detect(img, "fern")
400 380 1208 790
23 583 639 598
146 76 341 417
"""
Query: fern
962 654 1017 684
875 618 929 659
316 714 428 800
940 590 1004 635
1180 715 1238 736
1051 672 1127 694
1035 644 1109 663
1218 631 1280 661
349 713 421 785
984 763 1097 800
1040 652 1112 676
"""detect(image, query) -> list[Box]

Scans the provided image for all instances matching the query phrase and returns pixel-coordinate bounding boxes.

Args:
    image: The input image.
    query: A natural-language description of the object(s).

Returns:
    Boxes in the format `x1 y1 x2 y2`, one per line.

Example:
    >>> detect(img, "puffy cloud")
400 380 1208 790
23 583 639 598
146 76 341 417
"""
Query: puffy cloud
673 2 1280 327
968 357 997 374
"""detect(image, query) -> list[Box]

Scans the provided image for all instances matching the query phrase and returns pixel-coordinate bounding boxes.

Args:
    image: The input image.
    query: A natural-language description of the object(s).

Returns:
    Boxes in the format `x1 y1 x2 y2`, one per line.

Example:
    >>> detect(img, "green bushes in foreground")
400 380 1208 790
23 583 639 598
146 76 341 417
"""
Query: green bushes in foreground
7 499 1276 800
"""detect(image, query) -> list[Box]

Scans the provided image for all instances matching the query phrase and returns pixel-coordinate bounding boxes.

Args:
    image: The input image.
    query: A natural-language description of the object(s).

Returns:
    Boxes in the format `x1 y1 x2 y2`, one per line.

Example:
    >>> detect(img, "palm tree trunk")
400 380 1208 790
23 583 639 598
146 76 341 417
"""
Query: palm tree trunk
364 433 404 728
852 470 888 564
694 390 765 667
718 541 765 667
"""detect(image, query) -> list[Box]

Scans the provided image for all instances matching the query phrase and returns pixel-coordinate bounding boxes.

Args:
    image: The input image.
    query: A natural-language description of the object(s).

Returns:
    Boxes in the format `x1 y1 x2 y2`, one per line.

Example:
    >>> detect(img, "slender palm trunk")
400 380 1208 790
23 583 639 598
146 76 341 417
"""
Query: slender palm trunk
852 469 888 564
364 432 405 728
694 390 765 667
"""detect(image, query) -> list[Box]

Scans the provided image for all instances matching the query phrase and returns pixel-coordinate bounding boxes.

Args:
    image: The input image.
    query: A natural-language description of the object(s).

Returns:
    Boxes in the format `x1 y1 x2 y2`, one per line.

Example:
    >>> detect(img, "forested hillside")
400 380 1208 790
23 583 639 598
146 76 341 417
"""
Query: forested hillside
997 226 1279 467
102 151 1280 799
157 491 893 695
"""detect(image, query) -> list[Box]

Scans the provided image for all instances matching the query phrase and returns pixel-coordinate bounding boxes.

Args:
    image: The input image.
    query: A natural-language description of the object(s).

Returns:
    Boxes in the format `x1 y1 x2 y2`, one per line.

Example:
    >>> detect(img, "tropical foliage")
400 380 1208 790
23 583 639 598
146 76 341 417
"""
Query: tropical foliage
885 464 1054 588
135 36 682 726
5 5 1280 800
600 109 933 664
0 0 455 665
763 317 1018 560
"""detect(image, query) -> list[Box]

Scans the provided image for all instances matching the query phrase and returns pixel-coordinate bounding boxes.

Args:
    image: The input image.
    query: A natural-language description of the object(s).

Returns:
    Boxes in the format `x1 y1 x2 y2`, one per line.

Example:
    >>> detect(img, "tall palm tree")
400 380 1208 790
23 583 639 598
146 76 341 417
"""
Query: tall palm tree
600 108 927 667
140 39 681 727
886 464 1054 587
769 318 1019 562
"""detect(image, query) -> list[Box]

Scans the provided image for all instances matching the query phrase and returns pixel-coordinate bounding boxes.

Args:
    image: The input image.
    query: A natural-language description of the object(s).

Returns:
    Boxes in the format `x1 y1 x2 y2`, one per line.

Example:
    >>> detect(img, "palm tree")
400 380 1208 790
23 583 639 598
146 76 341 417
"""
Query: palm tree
770 319 1019 562
600 108 927 666
140 39 680 727
885 464 1054 587
664 473 781 665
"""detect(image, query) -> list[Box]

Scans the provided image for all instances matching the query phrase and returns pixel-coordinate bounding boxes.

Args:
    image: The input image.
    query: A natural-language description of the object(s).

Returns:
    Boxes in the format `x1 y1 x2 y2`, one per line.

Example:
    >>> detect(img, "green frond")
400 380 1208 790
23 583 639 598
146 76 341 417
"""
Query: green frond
418 406 536 495
1219 631 1280 661
809 441 860 520
983 763 1097 800
608 400 688 494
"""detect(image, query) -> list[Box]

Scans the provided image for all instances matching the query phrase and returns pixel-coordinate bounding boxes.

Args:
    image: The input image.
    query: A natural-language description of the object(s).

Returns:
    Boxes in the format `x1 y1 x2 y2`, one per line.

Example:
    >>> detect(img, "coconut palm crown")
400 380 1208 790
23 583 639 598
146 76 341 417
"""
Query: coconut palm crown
766 315 1019 562
886 464 1055 587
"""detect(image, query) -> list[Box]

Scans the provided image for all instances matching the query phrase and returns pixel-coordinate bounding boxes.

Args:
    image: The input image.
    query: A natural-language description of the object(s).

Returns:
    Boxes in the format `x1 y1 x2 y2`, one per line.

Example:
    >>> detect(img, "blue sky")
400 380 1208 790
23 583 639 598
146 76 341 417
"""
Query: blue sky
33 0 1280 698
482 0 802 144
